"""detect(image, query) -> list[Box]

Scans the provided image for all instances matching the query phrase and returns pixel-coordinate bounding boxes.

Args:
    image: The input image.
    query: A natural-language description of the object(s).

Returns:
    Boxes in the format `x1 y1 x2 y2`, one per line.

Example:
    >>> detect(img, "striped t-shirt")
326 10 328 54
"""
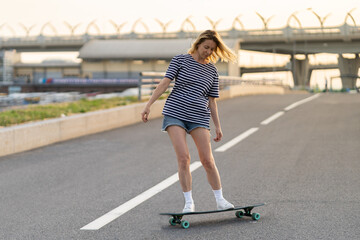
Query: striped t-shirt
162 54 219 127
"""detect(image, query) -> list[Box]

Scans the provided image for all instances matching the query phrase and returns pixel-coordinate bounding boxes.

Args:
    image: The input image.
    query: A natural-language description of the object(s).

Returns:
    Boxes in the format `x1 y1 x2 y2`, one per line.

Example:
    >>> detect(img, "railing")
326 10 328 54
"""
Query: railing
218 75 283 88
138 72 169 101
138 72 283 100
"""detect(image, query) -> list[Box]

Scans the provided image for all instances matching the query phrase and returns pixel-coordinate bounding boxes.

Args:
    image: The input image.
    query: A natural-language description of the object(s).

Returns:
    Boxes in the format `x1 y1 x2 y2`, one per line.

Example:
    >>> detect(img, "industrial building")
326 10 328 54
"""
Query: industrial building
6 38 239 85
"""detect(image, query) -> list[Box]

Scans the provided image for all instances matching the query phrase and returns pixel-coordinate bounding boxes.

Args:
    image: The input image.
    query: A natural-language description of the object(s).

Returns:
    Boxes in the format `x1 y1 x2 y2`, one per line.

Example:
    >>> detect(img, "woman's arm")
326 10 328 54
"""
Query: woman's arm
141 77 171 122
209 97 223 142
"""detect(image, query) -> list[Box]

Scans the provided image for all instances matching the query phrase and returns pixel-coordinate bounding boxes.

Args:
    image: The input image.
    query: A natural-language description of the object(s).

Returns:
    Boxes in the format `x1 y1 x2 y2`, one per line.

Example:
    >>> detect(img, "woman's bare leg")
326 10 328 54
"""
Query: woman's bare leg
190 127 221 190
190 127 234 210
167 126 192 192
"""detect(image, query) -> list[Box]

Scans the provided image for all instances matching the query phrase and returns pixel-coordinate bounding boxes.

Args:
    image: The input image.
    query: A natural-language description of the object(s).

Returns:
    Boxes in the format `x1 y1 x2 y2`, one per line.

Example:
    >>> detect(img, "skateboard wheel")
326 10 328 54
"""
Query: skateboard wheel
181 220 190 229
169 217 177 226
252 213 261 221
235 211 244 218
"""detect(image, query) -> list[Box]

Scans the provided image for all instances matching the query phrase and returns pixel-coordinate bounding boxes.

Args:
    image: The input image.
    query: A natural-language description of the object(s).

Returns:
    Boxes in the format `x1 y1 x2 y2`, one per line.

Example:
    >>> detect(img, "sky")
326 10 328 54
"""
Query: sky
1 0 360 36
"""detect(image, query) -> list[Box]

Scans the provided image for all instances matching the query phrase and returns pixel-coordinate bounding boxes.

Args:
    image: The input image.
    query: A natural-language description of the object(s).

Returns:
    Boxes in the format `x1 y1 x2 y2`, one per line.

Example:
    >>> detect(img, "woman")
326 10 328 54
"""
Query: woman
141 30 237 213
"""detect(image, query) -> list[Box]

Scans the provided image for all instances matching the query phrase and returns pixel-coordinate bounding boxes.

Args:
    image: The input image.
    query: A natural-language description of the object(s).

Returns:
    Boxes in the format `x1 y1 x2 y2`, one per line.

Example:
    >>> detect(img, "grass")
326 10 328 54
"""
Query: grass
0 96 141 127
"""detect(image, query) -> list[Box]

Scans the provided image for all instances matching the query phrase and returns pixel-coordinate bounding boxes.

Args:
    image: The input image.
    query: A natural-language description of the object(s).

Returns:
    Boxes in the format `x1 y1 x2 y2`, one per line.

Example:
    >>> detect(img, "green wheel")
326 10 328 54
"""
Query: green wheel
252 213 261 221
181 220 190 229
235 211 244 218
169 217 177 226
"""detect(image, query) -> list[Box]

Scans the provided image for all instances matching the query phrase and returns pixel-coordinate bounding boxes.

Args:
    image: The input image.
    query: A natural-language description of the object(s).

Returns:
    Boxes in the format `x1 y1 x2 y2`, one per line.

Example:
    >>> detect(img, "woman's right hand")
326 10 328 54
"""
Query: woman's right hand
140 77 170 123
141 106 150 123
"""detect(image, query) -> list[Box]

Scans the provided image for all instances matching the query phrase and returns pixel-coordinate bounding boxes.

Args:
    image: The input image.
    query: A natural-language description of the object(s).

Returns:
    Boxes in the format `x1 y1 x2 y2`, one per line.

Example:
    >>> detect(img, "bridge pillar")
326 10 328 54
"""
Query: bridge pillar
228 40 241 76
291 56 310 87
228 58 240 77
337 55 360 89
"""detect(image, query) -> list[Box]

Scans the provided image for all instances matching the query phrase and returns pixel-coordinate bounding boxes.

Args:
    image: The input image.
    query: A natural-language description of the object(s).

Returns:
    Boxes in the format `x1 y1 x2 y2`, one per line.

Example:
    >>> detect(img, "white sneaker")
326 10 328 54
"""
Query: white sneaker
217 198 234 210
182 202 195 213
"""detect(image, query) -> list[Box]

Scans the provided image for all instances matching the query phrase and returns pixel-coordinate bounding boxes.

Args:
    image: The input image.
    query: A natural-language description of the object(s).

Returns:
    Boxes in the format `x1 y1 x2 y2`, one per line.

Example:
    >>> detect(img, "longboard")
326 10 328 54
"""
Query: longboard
160 203 265 229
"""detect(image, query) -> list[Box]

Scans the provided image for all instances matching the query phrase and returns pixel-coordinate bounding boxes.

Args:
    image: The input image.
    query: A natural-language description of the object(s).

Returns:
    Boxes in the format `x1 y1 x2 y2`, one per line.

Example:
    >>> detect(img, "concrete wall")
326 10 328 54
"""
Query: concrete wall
219 84 285 100
0 84 285 157
0 100 165 157
81 60 169 79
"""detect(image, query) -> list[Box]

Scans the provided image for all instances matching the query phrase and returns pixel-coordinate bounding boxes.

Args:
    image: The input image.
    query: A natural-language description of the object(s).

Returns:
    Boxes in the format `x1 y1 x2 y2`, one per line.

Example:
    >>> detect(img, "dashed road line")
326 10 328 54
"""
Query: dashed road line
284 93 320 111
216 94 321 152
260 111 284 125
215 128 259 152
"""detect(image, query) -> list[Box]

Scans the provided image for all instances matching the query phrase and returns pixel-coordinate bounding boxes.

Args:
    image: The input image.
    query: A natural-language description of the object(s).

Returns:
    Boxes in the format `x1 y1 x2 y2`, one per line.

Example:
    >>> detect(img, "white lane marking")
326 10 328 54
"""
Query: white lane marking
261 111 284 125
215 128 259 152
284 93 320 111
81 161 202 230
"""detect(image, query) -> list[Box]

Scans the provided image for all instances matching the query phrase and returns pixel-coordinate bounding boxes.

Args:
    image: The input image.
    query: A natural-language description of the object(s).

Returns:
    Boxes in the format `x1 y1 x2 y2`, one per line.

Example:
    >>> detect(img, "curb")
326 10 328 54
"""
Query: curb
0 85 285 157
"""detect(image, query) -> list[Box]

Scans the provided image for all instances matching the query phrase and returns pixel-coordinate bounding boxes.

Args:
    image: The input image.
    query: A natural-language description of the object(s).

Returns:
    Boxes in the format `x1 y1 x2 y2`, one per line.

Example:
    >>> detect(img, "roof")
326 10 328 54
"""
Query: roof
78 38 238 60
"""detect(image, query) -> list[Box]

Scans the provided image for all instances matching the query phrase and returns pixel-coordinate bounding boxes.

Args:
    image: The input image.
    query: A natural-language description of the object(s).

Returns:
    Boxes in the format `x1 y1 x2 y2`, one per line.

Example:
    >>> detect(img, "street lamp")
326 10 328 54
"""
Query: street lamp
131 18 150 34
0 23 16 37
109 20 127 35
155 19 172 34
255 12 275 30
180 16 196 32
206 17 222 31
307 8 331 29
40 22 58 36
344 8 356 27
231 15 245 30
287 11 303 29
64 22 81 36
18 23 34 37
85 20 101 35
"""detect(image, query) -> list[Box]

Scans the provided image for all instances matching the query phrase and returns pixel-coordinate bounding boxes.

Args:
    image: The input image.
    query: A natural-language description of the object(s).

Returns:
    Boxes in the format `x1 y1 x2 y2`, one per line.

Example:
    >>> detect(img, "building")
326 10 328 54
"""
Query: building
78 38 240 79
0 50 21 83
9 38 240 89
13 60 81 84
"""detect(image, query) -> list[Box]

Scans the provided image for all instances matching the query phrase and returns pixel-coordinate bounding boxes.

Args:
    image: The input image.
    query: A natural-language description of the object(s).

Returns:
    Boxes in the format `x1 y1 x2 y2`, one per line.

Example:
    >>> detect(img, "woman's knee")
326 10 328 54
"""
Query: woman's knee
177 154 191 170
200 156 216 171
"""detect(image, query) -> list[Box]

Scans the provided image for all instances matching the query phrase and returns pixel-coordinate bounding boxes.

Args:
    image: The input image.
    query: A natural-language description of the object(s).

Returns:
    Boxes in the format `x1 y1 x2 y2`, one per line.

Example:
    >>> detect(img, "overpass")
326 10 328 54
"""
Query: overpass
1 23 360 88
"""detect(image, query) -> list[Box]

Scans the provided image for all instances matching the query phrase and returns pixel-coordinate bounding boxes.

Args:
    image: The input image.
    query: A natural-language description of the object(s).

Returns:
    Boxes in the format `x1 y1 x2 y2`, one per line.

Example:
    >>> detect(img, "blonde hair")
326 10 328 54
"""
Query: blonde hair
188 30 237 64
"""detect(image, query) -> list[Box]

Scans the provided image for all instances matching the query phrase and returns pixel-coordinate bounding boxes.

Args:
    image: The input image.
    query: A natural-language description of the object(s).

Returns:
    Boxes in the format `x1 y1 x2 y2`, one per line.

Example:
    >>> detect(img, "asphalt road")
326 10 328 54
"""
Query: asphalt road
0 93 359 240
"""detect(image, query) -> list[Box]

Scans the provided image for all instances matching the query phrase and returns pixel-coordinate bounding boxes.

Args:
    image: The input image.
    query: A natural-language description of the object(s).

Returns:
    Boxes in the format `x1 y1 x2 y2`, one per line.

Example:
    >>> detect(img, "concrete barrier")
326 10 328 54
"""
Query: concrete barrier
219 84 285 100
0 84 285 157
0 100 166 157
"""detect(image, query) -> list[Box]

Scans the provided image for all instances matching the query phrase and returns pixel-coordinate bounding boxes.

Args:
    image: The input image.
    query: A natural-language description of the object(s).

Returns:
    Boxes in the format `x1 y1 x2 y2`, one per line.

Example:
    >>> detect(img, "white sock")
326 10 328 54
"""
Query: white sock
212 188 224 201
183 190 194 204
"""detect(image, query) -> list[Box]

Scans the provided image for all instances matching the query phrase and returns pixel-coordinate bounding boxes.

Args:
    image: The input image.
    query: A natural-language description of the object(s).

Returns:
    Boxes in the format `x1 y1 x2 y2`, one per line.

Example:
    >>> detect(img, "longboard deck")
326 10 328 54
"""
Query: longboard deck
160 203 266 229
160 203 265 216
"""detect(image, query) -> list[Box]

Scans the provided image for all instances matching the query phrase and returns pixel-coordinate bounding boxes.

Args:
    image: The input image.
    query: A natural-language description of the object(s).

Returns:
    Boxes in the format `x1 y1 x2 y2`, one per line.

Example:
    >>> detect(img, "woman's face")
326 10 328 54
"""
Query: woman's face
197 39 217 60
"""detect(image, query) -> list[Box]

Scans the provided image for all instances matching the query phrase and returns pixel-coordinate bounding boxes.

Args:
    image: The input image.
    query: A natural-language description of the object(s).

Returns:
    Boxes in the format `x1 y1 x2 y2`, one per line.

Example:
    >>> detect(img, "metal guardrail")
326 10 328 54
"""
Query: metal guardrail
138 72 169 101
218 75 283 87
138 72 283 100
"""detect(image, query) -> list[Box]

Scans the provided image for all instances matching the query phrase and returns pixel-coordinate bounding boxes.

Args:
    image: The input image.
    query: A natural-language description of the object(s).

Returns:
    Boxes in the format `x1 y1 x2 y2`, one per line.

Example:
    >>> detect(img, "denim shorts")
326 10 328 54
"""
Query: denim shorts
162 115 210 134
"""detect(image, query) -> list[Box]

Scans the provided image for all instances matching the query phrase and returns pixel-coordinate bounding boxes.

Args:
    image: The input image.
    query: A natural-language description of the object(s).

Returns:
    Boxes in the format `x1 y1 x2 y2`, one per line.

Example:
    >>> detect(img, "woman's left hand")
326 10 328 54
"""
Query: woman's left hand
213 128 223 142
